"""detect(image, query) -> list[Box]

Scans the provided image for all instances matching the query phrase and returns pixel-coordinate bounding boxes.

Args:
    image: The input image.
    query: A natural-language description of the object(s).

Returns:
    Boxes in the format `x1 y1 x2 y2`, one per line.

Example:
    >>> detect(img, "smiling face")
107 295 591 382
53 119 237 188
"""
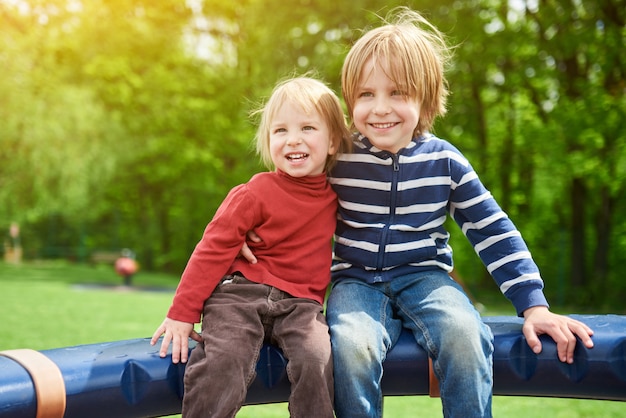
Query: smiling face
352 58 421 154
269 101 337 177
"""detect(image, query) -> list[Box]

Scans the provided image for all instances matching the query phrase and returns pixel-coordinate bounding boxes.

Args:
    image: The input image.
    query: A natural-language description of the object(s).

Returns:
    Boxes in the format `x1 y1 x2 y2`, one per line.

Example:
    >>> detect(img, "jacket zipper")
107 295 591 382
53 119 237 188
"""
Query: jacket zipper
375 153 400 279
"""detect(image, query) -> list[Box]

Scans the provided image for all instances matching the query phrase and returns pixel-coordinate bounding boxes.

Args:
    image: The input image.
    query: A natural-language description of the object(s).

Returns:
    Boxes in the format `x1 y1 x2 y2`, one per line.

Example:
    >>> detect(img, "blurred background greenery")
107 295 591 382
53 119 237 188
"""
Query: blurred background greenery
1 0 624 311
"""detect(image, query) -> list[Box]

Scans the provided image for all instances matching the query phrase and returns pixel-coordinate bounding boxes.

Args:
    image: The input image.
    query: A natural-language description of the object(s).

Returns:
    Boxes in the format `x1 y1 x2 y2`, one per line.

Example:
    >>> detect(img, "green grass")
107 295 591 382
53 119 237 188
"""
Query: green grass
1 261 623 417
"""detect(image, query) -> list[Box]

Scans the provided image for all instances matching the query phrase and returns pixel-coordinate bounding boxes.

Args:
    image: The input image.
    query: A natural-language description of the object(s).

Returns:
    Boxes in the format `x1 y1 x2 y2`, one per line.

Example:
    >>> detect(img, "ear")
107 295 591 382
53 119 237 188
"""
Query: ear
327 136 338 156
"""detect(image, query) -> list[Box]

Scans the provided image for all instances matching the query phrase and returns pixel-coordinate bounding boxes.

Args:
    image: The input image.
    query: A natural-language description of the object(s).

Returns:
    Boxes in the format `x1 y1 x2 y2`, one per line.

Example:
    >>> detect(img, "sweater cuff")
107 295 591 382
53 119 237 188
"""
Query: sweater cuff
166 307 201 324
508 286 549 317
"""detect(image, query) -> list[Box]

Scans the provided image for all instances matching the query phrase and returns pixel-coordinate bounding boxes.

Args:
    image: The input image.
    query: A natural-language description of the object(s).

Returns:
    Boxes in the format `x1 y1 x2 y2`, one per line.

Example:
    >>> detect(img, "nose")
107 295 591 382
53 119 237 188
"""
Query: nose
286 133 303 146
373 96 392 115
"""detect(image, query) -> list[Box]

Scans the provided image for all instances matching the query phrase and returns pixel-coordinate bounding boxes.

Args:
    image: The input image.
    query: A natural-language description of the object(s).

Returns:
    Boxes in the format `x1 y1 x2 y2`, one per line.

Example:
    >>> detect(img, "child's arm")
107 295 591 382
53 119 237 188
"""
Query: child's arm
150 317 202 364
522 306 594 364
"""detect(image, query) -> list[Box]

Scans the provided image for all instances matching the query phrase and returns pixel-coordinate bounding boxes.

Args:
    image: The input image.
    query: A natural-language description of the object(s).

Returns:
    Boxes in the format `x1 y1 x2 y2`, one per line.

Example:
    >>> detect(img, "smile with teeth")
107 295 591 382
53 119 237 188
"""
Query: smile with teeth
286 153 308 161
370 122 397 129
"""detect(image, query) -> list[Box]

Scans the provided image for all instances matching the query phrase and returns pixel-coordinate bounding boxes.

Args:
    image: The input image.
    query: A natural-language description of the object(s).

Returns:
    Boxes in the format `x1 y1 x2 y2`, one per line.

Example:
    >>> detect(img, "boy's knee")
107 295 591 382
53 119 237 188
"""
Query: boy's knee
438 319 492 359
332 332 382 368
335 344 379 374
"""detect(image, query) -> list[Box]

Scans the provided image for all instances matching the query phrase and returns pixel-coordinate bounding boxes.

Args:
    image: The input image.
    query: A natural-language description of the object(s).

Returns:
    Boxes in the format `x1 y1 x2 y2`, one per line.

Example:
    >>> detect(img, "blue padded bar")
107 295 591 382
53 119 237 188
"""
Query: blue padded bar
0 315 624 418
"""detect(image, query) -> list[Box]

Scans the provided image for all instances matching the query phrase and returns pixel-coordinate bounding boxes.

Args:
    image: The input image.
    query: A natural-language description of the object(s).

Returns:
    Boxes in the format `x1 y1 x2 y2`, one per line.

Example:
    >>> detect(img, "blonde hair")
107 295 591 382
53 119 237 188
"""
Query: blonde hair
254 76 351 171
342 7 452 136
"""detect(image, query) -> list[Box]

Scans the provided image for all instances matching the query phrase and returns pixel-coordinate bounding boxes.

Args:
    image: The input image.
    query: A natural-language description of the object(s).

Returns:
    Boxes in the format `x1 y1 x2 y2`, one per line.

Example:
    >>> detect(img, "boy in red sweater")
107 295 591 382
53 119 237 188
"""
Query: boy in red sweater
151 76 351 417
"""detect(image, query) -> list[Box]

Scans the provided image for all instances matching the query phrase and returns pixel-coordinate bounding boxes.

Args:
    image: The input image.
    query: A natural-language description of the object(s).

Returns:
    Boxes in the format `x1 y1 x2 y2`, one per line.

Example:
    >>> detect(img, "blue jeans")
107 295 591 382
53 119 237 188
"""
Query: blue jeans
327 270 494 418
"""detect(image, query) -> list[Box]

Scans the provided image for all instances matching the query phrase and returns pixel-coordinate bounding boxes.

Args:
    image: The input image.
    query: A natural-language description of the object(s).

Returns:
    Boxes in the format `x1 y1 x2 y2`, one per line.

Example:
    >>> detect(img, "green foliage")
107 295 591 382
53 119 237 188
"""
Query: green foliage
0 0 624 308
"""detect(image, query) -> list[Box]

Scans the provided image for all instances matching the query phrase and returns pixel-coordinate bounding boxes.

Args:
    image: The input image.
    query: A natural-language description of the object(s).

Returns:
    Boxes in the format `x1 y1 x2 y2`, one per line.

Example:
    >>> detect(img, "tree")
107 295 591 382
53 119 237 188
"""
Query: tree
0 1 122 223
519 0 625 303
1 0 624 307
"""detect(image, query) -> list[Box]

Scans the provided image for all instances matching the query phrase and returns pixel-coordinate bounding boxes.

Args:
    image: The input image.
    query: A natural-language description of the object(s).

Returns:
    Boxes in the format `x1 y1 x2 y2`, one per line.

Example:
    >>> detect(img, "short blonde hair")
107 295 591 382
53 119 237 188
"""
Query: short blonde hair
342 7 452 136
255 76 351 171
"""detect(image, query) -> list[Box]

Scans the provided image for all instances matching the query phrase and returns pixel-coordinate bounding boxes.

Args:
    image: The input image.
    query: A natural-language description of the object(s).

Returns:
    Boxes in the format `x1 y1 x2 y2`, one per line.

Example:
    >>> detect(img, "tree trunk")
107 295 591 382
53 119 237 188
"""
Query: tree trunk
592 186 613 299
570 177 587 288
499 93 515 214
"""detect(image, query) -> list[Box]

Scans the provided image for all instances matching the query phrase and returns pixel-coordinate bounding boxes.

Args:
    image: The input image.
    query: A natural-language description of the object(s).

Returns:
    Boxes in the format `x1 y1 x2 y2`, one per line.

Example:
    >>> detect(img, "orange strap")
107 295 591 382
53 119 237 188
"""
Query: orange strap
428 357 440 397
0 349 66 418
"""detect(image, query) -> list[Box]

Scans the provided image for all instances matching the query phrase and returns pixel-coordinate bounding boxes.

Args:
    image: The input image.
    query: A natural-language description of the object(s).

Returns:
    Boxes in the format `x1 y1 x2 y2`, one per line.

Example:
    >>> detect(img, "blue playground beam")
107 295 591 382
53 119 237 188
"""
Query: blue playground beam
1 315 625 418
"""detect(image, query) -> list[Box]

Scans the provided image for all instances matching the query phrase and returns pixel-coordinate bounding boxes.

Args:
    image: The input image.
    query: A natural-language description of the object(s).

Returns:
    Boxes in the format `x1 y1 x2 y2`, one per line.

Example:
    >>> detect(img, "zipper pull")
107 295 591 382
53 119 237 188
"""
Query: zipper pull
392 154 399 171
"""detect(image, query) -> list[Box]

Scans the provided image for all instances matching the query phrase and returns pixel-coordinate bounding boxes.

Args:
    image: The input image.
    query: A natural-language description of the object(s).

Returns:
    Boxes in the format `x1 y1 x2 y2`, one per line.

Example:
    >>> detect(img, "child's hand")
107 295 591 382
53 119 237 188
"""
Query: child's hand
522 306 594 364
150 317 202 364
238 230 262 264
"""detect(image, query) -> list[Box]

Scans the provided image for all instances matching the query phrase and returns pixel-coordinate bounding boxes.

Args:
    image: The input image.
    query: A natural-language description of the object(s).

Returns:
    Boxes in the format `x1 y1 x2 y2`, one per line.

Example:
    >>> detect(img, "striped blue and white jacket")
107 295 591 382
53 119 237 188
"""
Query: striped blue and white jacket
328 133 548 315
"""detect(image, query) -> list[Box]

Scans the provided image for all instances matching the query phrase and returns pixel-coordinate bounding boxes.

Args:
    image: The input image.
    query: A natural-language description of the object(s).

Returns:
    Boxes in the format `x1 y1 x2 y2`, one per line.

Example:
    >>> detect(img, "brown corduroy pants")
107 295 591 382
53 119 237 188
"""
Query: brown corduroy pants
182 275 334 418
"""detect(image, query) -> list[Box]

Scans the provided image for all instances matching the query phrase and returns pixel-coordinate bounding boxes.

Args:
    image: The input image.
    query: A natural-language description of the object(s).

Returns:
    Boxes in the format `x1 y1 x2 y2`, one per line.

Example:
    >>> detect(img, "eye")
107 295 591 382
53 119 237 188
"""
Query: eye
303 125 316 131
272 127 287 134
358 91 373 98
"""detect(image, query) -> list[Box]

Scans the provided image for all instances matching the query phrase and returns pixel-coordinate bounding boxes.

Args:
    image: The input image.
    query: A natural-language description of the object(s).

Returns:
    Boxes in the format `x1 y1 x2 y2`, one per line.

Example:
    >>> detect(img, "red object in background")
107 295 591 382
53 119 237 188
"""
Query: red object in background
115 257 138 277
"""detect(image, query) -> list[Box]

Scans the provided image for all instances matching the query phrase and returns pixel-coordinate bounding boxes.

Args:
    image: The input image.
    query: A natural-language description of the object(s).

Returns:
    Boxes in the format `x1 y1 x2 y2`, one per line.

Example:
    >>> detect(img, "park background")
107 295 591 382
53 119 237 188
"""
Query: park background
1 0 625 309
1 0 625 416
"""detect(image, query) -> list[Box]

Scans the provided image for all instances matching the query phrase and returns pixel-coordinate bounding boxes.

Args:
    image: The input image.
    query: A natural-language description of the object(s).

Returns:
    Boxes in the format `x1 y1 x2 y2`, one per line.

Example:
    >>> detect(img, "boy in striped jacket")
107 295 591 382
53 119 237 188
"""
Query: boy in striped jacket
325 7 594 418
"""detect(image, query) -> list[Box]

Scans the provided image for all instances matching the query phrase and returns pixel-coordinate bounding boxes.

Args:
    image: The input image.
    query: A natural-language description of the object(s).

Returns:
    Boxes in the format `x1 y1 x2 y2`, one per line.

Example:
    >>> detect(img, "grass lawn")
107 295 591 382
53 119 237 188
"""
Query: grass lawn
0 260 623 417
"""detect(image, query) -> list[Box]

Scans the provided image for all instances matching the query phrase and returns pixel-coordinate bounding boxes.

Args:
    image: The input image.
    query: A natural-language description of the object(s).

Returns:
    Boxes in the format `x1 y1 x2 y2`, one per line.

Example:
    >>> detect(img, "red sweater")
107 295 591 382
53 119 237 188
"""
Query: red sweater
167 170 337 324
